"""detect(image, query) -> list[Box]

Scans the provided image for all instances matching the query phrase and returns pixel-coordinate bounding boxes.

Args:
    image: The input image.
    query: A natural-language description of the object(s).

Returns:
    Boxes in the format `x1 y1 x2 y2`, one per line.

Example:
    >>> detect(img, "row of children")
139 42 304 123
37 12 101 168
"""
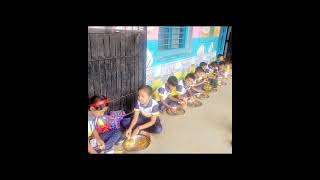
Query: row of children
88 55 231 154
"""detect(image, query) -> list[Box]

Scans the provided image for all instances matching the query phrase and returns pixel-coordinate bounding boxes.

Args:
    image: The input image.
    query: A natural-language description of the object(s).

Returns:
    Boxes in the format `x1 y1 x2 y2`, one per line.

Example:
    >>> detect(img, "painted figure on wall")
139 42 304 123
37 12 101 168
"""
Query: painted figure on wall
210 26 215 36
208 42 215 62
147 26 159 40
200 26 210 38
196 45 205 63
213 27 220 37
146 49 154 68
146 26 227 87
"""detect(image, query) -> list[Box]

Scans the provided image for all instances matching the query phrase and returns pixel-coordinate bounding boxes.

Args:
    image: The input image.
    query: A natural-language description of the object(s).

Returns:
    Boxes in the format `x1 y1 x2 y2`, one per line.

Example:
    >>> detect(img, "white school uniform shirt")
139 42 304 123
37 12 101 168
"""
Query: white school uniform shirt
178 80 190 95
158 83 184 100
205 66 214 74
157 84 173 100
134 99 160 117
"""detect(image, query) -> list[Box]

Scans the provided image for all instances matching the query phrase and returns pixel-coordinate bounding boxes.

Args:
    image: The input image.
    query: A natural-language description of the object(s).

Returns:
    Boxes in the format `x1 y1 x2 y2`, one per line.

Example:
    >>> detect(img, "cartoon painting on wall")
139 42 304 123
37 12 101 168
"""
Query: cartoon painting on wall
192 26 201 38
146 26 228 87
147 26 159 40
200 26 210 38
210 26 215 36
208 42 216 61
146 49 153 68
196 44 206 62
213 27 221 37
197 45 205 58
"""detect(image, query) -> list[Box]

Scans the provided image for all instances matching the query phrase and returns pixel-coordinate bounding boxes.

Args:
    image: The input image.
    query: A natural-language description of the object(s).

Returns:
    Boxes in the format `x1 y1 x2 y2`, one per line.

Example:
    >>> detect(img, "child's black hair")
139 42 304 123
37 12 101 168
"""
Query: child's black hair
138 85 153 96
195 66 205 73
210 61 218 67
167 76 178 87
208 62 214 68
217 54 224 58
199 62 207 67
185 73 196 80
219 61 225 66
88 95 108 111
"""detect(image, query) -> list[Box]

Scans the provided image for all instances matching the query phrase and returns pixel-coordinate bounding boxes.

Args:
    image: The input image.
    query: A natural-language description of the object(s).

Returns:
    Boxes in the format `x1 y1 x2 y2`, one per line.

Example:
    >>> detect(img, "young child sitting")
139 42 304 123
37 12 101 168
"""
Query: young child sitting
155 76 187 113
217 54 225 65
178 73 202 106
224 61 232 79
200 62 208 72
88 95 122 154
207 62 218 90
191 67 209 97
218 61 227 85
211 61 219 74
121 85 162 138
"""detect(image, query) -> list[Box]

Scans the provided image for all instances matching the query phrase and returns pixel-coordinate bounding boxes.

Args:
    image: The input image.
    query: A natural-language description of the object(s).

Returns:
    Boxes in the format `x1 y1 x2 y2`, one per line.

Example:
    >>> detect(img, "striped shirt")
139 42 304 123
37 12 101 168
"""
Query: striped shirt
178 80 191 95
157 83 184 100
194 74 205 84
134 99 160 117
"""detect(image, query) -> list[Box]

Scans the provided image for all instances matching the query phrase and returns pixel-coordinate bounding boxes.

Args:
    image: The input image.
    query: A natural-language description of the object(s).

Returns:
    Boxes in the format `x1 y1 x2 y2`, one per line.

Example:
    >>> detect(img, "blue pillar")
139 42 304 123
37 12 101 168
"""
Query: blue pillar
217 26 228 56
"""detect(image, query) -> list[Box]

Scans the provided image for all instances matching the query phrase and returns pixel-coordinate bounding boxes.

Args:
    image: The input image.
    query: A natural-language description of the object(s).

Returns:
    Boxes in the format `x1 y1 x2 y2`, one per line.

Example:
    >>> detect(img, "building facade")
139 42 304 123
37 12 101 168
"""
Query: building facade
146 26 229 89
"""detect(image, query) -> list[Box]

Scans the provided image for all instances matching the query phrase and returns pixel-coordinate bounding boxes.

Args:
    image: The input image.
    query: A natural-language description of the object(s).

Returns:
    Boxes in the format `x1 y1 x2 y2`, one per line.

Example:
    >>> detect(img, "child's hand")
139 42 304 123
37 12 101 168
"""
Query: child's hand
169 107 176 112
178 100 185 105
132 127 140 136
126 128 132 138
182 97 188 102
97 139 105 150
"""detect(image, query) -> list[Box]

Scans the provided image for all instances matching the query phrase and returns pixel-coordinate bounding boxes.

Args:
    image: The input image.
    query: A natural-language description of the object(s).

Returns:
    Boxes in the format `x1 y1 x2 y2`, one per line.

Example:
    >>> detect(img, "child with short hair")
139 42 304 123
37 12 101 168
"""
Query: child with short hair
121 85 162 138
88 95 122 154
191 67 209 97
211 61 219 74
200 61 215 78
199 62 208 72
178 73 202 106
207 62 218 90
217 54 225 65
218 61 227 85
155 76 187 113
178 73 195 94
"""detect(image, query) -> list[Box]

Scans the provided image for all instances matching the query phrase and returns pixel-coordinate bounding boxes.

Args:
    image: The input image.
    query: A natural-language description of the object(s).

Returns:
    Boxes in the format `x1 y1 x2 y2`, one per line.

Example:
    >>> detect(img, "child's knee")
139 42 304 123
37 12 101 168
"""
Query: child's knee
153 125 162 134
120 117 131 128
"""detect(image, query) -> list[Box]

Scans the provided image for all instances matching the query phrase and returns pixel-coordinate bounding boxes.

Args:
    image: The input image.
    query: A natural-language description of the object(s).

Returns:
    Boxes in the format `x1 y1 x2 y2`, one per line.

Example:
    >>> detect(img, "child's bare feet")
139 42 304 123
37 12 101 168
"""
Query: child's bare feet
200 93 209 98
179 100 187 110
193 99 202 107
166 107 176 114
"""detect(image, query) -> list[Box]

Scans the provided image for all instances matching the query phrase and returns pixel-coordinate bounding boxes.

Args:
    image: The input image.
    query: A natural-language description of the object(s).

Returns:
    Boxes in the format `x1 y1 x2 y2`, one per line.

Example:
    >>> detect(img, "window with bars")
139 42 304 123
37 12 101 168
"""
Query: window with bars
158 26 187 50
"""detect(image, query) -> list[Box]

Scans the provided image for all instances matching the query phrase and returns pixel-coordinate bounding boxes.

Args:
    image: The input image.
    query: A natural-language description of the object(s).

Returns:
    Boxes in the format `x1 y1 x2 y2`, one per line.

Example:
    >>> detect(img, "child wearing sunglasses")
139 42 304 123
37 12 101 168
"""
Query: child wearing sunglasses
88 95 122 154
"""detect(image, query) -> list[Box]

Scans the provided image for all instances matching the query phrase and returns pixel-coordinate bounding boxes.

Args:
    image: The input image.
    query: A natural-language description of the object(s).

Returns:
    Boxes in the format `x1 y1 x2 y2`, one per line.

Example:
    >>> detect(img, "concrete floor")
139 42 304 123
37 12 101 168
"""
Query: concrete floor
133 77 232 154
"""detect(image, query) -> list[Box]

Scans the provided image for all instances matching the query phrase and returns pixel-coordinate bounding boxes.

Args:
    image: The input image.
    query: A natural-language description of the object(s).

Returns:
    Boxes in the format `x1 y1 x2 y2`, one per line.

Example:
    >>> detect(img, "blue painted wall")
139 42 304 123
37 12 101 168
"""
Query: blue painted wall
145 26 228 85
